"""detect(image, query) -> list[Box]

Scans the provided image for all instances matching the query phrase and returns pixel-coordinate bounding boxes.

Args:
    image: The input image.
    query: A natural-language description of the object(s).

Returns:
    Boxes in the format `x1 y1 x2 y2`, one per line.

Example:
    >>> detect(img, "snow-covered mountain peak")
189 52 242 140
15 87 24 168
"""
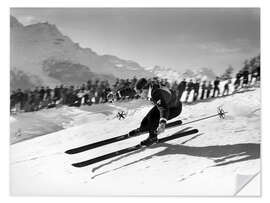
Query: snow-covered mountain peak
10 16 154 89
10 15 218 89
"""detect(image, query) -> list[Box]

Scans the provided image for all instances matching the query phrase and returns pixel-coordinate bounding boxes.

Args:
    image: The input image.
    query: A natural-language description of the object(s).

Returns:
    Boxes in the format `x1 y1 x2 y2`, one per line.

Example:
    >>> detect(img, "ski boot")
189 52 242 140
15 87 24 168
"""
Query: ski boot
140 131 158 146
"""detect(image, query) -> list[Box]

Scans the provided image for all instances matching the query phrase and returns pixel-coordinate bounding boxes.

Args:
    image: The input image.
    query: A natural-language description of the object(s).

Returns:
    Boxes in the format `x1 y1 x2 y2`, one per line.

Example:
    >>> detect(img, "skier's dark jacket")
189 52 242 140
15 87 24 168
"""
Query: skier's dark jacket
150 86 179 121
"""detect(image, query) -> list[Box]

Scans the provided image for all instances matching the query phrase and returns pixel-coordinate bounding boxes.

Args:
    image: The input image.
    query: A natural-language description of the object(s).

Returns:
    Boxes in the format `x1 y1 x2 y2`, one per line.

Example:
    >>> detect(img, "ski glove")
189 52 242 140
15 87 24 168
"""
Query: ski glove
157 122 166 134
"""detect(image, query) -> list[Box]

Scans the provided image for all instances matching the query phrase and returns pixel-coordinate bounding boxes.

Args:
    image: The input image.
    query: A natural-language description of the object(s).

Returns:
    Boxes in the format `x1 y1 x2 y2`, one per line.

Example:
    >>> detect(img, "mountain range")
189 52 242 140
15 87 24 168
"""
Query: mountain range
10 16 155 90
10 16 217 90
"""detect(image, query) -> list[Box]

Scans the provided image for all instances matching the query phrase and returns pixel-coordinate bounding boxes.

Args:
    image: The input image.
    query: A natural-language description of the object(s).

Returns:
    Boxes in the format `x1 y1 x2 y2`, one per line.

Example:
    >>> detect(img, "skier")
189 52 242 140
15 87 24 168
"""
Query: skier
131 78 182 146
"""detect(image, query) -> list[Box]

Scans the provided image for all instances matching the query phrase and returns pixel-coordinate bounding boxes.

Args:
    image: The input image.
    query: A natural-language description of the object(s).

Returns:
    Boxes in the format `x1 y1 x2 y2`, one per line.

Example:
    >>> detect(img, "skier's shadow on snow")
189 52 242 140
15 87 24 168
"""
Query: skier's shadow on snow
91 135 260 179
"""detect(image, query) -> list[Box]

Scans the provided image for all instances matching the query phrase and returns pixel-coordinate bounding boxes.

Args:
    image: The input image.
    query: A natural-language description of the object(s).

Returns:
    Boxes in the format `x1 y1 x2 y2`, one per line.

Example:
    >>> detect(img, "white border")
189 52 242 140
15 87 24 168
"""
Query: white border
2 1 269 203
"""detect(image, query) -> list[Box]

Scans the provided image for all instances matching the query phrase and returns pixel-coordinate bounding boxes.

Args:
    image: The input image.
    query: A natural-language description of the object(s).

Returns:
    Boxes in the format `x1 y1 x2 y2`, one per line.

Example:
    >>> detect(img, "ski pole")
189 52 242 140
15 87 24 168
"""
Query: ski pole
181 107 227 126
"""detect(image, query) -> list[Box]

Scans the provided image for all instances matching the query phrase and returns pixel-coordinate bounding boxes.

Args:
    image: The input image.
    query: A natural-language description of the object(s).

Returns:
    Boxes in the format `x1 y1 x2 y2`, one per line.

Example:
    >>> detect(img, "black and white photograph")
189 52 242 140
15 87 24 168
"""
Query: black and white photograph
10 7 260 196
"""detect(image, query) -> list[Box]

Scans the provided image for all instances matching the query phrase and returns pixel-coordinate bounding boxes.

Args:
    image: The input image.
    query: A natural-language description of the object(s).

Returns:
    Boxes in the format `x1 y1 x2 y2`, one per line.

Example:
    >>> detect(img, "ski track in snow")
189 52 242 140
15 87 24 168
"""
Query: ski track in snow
10 88 260 196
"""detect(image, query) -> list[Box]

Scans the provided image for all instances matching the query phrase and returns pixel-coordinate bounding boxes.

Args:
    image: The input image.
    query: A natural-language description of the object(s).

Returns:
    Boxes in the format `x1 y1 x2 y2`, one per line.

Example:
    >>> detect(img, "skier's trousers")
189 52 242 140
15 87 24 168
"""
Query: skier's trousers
139 102 182 133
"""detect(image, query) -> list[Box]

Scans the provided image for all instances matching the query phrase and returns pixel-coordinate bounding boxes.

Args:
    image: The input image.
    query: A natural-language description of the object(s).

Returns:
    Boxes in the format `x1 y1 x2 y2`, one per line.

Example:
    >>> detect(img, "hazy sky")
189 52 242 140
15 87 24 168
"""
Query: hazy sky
11 8 260 74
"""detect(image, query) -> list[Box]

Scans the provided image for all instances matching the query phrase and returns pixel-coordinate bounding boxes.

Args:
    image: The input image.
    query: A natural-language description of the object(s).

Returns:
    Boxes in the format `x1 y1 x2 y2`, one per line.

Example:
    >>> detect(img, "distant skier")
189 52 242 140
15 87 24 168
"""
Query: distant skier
130 78 182 146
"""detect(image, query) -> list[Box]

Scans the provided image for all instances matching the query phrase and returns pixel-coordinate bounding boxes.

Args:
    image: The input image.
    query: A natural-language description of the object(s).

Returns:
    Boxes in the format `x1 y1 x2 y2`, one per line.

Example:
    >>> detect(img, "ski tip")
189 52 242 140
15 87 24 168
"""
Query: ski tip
65 150 73 154
193 129 199 133
180 128 198 134
71 163 83 168
65 148 85 154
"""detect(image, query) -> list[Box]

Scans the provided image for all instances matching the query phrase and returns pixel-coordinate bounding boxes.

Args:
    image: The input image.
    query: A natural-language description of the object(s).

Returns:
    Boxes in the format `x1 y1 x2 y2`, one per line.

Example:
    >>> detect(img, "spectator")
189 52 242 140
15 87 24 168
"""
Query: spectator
251 66 260 84
222 79 231 96
23 89 32 112
177 78 186 101
242 68 250 88
53 85 61 101
10 90 17 110
33 87 41 110
193 79 200 102
45 86 52 101
15 88 24 111
39 86 46 101
200 80 207 100
212 77 220 97
185 79 194 102
206 81 213 99
234 72 242 92
88 82 94 91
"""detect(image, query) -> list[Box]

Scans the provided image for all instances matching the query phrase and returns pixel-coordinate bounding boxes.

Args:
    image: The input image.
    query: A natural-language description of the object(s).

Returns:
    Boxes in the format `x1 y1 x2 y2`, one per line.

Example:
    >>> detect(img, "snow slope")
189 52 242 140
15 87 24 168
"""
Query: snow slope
10 88 261 196
10 100 149 144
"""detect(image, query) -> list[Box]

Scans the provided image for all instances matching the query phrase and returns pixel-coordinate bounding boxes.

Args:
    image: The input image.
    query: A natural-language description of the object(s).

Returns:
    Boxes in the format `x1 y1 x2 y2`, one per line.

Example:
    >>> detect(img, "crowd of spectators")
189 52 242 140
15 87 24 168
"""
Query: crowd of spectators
10 78 137 113
10 64 260 114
